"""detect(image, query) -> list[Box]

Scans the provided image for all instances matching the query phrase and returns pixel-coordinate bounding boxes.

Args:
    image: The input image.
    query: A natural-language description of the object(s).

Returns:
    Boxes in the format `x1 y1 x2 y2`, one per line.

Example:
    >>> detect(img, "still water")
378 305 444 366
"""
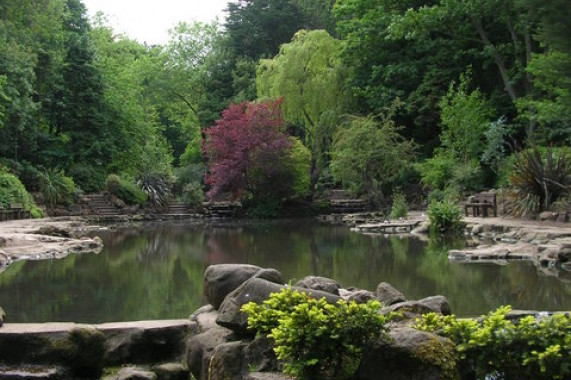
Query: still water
1 219 570 323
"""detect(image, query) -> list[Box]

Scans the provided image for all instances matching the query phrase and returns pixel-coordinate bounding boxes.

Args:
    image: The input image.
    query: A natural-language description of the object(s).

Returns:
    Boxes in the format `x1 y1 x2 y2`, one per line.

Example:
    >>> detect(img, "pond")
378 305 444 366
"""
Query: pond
1 219 570 323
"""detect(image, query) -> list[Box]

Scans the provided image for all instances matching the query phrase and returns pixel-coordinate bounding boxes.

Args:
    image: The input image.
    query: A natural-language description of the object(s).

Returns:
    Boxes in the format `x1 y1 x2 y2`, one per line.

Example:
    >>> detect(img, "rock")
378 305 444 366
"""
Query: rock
189 305 219 333
206 341 247 380
204 264 281 309
34 226 73 238
0 306 5 327
116 367 157 380
557 213 569 223
186 326 234 380
471 224 483 235
253 268 284 284
151 363 188 380
243 335 278 373
0 365 64 379
376 282 406 306
216 278 340 335
295 276 340 295
245 373 295 380
381 296 451 320
344 289 376 303
102 320 194 366
539 211 558 221
354 327 458 380
558 247 571 262
418 296 451 316
411 221 430 235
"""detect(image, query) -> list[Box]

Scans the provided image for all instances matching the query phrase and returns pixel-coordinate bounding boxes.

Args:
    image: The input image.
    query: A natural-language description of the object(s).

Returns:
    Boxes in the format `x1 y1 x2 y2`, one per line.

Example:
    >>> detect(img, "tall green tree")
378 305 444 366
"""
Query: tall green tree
257 29 347 187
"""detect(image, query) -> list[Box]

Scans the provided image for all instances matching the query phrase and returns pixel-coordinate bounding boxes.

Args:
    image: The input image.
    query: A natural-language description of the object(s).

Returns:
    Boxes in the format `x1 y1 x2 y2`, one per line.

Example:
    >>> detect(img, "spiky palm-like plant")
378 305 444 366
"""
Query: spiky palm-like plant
507 146 571 216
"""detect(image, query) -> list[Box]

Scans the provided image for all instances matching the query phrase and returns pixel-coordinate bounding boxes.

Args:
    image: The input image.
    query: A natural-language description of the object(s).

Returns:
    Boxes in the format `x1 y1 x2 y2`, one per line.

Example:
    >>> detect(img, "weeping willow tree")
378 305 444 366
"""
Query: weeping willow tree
257 29 350 190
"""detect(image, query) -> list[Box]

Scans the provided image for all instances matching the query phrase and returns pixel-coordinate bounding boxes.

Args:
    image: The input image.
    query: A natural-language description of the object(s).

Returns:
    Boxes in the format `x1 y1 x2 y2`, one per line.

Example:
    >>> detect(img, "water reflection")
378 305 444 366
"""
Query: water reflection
0 219 569 323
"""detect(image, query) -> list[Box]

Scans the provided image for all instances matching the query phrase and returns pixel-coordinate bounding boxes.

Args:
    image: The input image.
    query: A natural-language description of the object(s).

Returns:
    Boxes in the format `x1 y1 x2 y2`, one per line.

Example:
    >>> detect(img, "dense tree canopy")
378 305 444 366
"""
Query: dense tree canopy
0 0 569 213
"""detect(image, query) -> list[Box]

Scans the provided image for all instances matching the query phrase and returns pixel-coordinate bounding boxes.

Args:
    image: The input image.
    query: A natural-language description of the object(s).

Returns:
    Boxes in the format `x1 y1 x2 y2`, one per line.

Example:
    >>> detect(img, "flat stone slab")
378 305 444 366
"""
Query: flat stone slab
0 320 193 334
0 320 197 367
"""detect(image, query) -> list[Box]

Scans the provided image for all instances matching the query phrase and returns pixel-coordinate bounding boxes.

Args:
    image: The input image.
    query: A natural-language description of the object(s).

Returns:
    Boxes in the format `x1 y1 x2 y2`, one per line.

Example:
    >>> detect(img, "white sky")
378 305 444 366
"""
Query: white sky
82 0 228 45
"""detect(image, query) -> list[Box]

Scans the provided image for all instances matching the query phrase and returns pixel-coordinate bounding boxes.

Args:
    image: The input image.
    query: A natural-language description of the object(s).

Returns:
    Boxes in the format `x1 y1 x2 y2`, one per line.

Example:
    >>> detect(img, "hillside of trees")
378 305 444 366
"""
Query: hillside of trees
0 0 569 217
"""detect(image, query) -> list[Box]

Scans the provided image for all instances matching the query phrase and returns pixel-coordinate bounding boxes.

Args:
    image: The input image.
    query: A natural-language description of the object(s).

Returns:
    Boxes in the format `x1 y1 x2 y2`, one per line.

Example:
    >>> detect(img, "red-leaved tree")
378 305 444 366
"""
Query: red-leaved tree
203 99 298 203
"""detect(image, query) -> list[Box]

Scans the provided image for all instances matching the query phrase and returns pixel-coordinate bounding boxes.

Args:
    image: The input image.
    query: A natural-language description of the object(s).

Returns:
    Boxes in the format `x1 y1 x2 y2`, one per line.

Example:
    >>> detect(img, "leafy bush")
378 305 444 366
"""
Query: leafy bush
0 169 42 217
506 146 571 216
416 152 457 191
181 182 204 208
68 164 106 193
427 199 462 233
106 174 146 206
173 163 205 196
39 168 75 207
389 191 408 219
414 306 571 380
331 102 417 195
242 288 392 380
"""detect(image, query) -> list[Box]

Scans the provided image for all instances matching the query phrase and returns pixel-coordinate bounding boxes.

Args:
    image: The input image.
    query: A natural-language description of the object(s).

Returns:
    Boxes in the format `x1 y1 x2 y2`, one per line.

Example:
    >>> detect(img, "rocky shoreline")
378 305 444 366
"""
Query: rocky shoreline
1 264 567 380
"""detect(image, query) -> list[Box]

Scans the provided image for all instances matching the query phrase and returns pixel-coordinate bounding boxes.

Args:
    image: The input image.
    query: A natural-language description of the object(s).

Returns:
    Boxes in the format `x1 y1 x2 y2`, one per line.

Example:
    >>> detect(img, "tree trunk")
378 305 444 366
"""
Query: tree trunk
470 16 518 102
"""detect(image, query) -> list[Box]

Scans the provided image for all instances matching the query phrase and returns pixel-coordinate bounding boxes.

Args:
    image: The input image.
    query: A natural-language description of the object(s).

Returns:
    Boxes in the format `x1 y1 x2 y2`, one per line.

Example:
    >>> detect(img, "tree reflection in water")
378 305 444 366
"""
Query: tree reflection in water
0 219 569 323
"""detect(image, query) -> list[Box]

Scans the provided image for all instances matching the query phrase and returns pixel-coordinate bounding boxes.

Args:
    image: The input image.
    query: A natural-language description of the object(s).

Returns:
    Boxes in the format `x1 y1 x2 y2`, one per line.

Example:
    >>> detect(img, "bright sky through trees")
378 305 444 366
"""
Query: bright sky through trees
82 0 227 45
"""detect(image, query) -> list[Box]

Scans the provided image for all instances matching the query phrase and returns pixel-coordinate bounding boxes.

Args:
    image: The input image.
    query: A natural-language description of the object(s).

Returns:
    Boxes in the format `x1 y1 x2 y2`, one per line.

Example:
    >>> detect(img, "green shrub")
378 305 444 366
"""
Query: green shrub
506 146 571 216
427 199 462 233
181 182 204 208
0 169 42 217
242 288 393 380
389 191 408 219
416 152 457 191
414 306 571 380
39 168 75 207
106 174 146 206
173 164 205 196
68 164 106 193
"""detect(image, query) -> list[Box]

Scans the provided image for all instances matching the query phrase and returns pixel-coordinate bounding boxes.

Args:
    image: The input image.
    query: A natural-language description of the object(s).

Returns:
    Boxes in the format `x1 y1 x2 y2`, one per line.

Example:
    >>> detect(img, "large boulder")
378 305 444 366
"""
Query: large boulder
186 326 234 380
354 327 458 380
205 341 247 380
295 276 341 295
376 282 406 306
0 306 5 327
203 264 283 309
216 278 340 335
243 335 278 373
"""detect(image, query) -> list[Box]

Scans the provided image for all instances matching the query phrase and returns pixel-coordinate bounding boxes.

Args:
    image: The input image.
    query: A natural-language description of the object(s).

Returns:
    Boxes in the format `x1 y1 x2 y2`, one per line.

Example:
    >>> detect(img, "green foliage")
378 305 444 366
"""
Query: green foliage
241 288 391 380
439 73 494 163
288 138 311 198
330 102 416 196
389 191 408 219
0 168 39 216
414 306 571 380
173 163 205 196
427 199 463 234
105 174 146 206
181 182 204 208
68 165 106 193
416 152 456 191
39 168 75 207
137 173 172 207
506 146 571 216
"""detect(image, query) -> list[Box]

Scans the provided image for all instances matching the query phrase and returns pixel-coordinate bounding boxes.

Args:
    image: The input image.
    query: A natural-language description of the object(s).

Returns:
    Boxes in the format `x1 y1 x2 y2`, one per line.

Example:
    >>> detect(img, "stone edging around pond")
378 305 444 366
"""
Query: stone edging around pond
449 220 571 280
319 211 571 279
0 264 568 380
